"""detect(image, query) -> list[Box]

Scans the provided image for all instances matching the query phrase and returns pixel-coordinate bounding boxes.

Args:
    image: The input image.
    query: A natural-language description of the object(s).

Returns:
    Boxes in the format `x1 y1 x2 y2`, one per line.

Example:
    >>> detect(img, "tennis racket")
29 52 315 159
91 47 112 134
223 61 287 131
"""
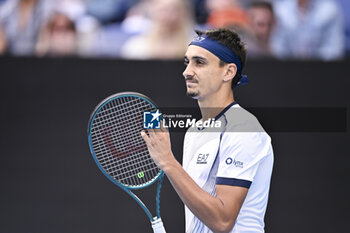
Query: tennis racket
87 92 166 233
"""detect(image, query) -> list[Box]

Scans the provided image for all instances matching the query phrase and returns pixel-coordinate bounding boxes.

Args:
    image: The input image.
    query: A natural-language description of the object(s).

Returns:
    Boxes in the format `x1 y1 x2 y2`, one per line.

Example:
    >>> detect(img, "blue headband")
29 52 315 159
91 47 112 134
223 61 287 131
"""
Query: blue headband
189 35 248 87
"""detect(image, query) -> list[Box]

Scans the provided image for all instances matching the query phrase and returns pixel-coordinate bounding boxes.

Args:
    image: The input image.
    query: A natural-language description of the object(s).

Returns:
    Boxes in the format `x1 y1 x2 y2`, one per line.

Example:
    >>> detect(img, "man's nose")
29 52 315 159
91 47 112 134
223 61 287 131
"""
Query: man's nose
183 64 194 78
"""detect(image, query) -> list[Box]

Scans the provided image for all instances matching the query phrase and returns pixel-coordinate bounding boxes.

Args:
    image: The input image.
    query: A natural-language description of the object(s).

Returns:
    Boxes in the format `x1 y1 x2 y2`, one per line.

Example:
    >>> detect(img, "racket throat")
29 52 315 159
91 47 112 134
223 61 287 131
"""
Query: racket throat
151 217 166 233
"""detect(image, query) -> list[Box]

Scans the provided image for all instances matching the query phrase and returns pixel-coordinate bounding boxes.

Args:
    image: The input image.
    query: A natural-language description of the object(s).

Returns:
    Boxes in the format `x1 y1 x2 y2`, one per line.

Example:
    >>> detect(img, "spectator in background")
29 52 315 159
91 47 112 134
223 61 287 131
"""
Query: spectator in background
204 0 249 31
271 0 345 60
35 12 77 56
0 23 6 52
191 0 208 25
335 0 350 57
90 0 151 57
245 1 275 58
35 0 90 57
85 0 140 24
121 0 195 59
0 0 53 55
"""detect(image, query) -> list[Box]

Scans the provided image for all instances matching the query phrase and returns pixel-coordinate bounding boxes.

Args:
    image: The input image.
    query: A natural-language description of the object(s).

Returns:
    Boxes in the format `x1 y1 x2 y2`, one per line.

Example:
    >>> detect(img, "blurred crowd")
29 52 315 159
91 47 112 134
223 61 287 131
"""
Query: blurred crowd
0 0 348 60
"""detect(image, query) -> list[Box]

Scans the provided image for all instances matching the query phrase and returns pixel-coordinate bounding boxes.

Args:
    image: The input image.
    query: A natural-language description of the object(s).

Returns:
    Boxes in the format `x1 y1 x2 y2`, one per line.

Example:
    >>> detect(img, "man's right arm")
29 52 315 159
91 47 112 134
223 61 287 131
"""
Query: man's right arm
141 129 248 233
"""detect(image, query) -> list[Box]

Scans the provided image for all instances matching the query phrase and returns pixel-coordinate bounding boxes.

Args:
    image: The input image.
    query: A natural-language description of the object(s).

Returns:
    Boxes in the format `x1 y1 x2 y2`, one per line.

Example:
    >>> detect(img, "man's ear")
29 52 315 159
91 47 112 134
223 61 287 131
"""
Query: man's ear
223 63 237 82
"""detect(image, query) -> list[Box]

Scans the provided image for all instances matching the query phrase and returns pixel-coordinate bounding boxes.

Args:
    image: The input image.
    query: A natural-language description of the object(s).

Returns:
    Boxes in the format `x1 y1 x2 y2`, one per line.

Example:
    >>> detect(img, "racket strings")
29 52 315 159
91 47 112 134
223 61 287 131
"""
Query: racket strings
93 101 142 127
93 126 157 184
93 99 151 164
90 96 161 187
99 152 156 177
91 123 144 155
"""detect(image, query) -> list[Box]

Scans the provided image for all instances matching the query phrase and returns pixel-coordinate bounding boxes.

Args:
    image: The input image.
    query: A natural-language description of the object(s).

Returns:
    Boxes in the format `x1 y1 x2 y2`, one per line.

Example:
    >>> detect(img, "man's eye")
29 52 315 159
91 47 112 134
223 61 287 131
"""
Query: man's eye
196 60 204 65
184 61 189 66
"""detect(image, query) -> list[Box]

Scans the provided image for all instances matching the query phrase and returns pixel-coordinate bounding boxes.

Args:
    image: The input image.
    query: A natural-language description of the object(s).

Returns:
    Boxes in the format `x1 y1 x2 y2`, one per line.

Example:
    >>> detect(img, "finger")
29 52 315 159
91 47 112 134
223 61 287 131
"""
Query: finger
154 126 166 138
160 120 168 133
154 125 162 132
140 130 150 144
147 128 157 140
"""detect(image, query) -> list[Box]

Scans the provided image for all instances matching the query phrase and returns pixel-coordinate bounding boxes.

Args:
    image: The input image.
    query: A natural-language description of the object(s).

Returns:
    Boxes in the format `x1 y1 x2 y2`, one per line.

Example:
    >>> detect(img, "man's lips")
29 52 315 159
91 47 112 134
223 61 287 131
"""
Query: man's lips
185 78 198 84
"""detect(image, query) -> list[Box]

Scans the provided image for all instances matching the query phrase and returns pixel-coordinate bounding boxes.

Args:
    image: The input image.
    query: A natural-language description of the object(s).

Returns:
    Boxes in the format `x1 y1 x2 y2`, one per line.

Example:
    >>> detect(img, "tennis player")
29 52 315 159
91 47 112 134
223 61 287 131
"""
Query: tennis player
141 28 274 233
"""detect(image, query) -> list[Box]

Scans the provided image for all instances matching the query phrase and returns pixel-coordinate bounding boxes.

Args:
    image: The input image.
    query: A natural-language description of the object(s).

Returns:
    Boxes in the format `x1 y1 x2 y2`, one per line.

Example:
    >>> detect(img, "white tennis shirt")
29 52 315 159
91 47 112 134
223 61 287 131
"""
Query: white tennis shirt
183 103 274 233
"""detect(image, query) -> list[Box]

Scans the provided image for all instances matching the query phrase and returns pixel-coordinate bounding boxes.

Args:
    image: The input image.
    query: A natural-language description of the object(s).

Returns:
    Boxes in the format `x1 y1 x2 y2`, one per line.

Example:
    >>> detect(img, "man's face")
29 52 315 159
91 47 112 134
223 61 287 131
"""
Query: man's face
183 45 227 100
153 0 186 29
249 7 274 43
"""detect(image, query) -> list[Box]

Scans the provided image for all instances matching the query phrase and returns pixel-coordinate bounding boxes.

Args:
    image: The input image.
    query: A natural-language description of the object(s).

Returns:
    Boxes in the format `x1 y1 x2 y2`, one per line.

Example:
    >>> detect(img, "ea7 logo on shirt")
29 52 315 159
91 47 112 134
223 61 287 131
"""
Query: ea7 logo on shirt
197 153 209 164
225 157 244 168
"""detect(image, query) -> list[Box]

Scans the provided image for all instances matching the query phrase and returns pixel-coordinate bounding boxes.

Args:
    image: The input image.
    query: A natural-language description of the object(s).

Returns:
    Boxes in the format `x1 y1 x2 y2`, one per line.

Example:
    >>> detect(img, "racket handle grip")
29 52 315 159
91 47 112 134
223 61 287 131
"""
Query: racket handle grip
152 217 166 233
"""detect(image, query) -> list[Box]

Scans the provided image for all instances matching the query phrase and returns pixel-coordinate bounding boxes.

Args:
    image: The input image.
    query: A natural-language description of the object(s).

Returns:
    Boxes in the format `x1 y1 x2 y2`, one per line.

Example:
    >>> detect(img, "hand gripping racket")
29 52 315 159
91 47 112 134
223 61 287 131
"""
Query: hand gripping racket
87 92 166 233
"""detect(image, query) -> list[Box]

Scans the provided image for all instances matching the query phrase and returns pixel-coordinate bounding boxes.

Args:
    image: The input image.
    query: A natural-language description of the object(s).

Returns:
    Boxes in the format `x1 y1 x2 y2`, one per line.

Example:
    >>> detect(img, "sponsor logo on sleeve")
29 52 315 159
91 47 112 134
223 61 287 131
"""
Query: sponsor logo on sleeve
225 157 244 168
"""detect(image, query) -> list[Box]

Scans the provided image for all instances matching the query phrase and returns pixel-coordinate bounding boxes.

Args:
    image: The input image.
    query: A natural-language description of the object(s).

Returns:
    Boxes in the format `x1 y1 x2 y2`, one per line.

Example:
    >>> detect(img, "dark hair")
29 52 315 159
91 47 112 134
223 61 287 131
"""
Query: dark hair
249 1 274 15
195 28 247 88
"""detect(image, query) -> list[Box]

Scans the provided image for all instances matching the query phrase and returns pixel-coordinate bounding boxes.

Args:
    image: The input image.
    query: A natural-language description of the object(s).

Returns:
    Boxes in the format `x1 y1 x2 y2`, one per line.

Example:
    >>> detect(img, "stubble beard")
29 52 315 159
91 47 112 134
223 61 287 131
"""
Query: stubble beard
185 77 199 99
186 90 199 99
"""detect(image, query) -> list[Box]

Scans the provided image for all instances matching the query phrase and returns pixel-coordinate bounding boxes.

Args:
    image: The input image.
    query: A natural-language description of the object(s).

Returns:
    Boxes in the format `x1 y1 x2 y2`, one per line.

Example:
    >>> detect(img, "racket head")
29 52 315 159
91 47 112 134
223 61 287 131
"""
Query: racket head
88 92 163 190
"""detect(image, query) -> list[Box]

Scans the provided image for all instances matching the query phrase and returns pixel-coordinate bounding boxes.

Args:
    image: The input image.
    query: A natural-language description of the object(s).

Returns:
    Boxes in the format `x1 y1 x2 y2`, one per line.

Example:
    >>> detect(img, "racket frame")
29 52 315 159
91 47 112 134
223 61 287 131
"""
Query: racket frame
87 92 164 221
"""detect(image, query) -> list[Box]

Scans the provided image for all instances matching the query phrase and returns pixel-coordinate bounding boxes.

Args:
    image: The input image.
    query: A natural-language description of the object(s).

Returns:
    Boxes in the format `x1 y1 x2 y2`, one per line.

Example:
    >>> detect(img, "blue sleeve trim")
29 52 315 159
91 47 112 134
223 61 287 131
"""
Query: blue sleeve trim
216 177 252 188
